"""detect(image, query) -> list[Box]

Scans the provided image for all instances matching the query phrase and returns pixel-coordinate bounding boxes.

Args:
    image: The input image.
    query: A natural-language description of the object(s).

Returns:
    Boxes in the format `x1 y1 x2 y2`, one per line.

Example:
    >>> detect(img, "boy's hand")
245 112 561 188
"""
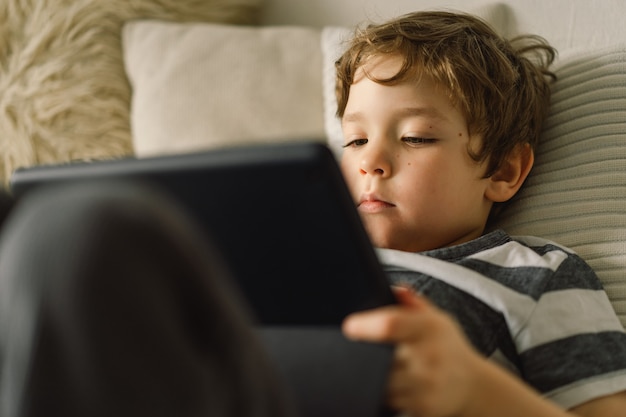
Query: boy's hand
342 287 485 417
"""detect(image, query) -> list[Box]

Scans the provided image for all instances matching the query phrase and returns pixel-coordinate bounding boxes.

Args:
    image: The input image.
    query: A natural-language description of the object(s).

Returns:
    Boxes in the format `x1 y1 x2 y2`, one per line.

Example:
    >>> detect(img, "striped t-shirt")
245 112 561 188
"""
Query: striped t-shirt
378 229 626 409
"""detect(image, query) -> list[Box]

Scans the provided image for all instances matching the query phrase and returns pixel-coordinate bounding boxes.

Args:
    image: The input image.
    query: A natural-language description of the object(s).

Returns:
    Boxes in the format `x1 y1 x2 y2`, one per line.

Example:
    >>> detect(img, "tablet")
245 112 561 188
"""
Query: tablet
11 142 395 326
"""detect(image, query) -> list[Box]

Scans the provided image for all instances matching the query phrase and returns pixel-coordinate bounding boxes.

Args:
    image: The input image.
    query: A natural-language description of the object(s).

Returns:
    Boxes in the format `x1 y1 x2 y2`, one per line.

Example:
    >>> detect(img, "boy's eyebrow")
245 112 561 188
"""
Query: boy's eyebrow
342 106 449 123
398 106 449 121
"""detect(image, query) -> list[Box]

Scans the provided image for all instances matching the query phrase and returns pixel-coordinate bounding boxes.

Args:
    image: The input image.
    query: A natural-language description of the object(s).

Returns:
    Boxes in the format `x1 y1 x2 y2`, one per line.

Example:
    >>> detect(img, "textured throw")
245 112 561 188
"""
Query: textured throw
0 0 261 186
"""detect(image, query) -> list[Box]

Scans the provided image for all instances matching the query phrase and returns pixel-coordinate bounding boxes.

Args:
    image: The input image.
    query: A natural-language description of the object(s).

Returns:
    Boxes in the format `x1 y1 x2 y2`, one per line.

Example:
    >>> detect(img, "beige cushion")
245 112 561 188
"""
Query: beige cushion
0 0 262 185
124 22 326 158
494 44 626 328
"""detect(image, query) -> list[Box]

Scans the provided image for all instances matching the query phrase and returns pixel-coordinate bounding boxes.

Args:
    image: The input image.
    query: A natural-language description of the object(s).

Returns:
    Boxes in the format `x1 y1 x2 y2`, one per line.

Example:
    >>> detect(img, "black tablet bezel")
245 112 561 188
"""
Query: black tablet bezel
11 142 395 325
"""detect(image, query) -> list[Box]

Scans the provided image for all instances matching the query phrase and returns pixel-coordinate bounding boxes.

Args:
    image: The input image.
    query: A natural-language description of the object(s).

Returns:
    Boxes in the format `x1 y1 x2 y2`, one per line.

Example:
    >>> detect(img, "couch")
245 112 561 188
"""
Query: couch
0 0 624 331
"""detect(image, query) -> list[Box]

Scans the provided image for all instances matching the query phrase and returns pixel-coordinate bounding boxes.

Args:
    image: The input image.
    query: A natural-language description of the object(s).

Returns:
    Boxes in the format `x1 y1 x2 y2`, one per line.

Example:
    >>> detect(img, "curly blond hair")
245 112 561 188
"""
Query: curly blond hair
335 11 556 177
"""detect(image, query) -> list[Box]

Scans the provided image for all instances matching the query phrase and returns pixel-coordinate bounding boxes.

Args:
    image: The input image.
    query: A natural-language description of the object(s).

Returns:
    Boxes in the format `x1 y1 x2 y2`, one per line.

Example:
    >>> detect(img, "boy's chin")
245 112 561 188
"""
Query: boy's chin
361 218 437 252
366 230 417 252
367 231 441 253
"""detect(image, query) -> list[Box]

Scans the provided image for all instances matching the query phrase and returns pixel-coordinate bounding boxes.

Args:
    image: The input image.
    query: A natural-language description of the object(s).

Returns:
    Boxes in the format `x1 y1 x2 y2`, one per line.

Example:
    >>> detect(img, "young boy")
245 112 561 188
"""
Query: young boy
335 11 626 417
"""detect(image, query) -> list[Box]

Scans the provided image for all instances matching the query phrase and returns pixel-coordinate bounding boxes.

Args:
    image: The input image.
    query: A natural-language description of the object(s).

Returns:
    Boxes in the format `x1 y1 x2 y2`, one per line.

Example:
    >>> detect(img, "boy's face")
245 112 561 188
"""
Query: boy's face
340 55 494 252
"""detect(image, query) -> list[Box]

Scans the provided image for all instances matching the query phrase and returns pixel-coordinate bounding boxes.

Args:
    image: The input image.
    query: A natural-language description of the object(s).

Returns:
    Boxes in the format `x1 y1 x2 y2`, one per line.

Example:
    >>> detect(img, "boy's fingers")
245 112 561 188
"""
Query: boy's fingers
342 307 395 342
342 288 441 343
342 305 427 343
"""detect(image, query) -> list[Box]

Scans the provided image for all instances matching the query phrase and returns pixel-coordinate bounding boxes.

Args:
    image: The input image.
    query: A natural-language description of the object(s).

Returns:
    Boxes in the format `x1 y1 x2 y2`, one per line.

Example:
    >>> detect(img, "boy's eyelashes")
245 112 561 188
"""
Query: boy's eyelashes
342 138 368 148
402 137 438 146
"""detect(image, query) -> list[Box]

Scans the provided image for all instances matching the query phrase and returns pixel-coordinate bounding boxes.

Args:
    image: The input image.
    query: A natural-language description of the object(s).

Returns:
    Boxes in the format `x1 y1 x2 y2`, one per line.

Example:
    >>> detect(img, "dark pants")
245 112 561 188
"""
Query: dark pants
0 183 294 417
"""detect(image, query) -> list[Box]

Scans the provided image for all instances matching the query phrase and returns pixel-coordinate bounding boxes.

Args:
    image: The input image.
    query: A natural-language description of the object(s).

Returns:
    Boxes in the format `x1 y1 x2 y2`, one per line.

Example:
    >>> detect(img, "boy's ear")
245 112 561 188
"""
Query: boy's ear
485 143 534 203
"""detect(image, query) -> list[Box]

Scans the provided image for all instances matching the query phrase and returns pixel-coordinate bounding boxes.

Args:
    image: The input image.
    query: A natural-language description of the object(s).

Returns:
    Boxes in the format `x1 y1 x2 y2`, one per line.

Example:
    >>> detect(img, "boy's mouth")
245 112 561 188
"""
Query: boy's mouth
358 194 395 213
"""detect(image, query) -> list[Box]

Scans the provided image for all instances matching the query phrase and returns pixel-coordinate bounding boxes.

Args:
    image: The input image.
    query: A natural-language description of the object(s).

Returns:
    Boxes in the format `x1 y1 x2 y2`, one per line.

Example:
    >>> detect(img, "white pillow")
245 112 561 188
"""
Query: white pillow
494 44 626 327
123 21 326 157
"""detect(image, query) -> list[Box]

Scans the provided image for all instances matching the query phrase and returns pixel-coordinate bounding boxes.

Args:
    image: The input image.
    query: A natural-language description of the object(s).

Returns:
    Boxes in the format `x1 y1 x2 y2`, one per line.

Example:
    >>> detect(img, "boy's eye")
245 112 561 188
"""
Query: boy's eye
402 137 437 146
342 138 368 148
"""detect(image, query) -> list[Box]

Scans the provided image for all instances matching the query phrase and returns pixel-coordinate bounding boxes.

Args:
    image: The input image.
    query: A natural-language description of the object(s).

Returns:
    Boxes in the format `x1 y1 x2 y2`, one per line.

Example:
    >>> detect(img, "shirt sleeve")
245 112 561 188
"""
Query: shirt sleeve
515 250 626 409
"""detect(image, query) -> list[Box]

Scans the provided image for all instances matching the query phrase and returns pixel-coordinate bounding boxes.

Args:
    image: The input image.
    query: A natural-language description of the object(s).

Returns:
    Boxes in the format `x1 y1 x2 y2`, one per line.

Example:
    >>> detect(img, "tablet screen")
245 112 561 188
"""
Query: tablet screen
11 142 395 325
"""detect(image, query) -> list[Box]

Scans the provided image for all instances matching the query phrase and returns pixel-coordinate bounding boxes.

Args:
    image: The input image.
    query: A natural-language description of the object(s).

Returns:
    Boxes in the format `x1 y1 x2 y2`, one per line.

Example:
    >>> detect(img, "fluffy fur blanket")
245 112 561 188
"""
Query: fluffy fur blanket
0 0 260 186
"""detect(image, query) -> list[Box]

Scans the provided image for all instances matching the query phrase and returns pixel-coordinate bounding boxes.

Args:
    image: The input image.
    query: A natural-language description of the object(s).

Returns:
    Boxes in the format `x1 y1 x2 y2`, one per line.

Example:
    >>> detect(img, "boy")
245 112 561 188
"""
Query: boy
335 11 626 417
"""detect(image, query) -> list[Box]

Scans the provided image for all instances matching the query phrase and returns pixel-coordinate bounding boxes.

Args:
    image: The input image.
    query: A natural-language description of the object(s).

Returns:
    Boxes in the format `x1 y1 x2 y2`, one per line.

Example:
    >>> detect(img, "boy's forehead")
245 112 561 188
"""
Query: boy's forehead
355 54 405 81
352 54 451 99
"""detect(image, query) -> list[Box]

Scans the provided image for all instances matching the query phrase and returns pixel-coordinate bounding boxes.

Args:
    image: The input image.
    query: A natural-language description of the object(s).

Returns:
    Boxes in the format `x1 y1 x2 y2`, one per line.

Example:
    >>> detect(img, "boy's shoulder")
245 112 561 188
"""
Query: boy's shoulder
506 233 575 255
379 229 602 298
469 231 582 271
454 230 602 292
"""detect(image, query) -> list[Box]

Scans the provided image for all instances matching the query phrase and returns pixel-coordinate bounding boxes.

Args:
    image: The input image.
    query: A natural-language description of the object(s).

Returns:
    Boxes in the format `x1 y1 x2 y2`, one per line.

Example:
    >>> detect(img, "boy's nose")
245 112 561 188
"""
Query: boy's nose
359 143 391 177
